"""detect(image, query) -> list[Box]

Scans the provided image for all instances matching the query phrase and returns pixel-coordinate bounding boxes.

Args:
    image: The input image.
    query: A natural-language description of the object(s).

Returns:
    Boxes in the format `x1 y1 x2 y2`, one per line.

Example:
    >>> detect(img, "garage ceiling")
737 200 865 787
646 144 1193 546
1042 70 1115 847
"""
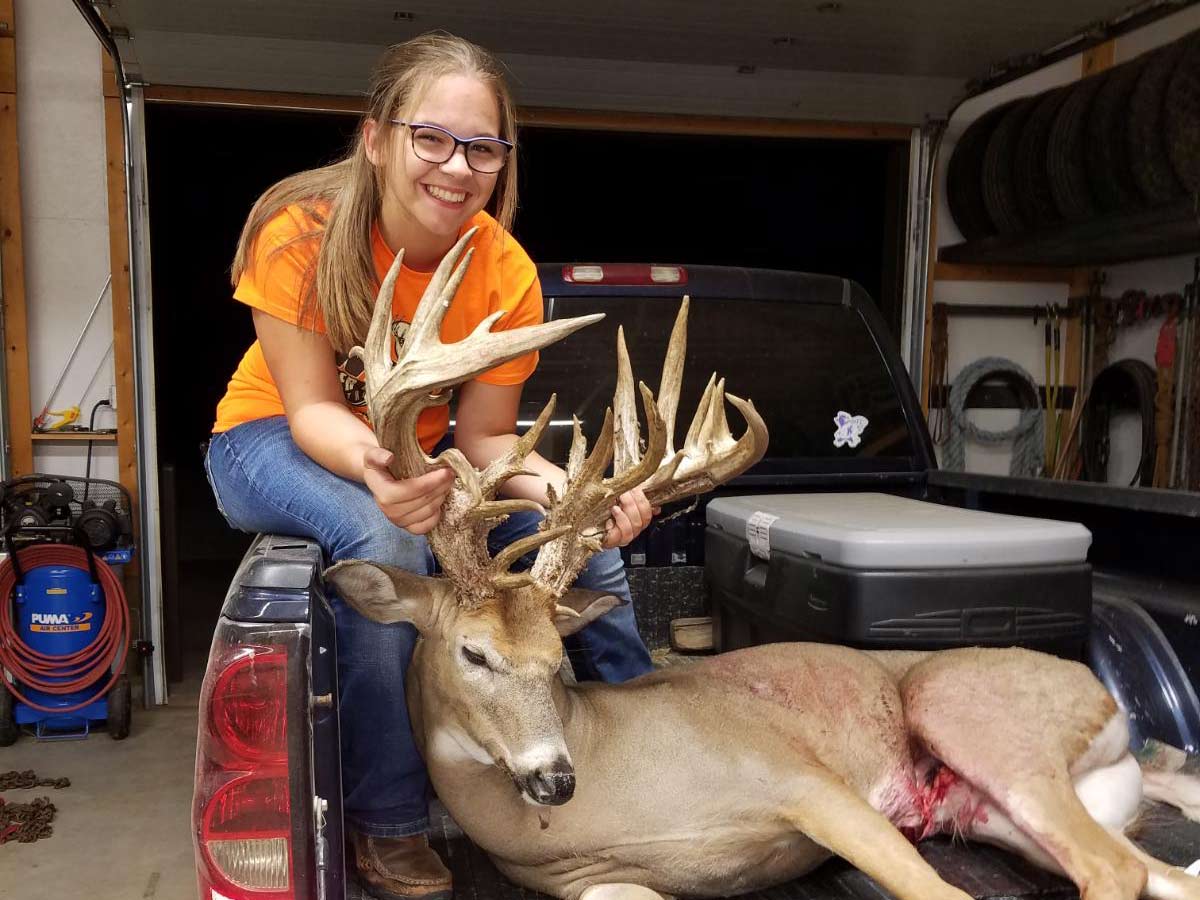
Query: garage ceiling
92 1 1182 122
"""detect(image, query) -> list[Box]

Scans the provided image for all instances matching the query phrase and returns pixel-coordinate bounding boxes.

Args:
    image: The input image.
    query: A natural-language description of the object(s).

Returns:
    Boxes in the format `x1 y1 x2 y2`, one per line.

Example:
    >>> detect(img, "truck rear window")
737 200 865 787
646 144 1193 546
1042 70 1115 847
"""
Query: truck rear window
523 294 916 469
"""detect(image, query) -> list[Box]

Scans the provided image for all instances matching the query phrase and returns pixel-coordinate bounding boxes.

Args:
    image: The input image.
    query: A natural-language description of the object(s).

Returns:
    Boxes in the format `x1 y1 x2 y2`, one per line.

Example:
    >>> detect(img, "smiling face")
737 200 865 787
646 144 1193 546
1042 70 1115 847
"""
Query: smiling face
366 73 505 266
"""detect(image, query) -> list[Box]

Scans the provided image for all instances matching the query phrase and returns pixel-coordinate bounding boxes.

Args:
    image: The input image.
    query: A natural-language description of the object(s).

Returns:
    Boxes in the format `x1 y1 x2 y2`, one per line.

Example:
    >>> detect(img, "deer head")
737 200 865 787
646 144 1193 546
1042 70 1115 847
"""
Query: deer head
326 232 767 806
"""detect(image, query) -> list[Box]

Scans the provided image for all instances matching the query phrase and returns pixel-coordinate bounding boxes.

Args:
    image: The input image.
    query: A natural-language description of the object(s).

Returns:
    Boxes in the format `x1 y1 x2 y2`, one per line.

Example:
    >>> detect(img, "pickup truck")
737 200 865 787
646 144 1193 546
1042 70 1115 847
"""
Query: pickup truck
190 263 1200 900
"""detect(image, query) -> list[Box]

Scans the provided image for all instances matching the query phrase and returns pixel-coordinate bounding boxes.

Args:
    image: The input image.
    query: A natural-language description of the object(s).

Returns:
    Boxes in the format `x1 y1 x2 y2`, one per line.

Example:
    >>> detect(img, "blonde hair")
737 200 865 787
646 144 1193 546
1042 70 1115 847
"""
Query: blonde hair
230 32 519 352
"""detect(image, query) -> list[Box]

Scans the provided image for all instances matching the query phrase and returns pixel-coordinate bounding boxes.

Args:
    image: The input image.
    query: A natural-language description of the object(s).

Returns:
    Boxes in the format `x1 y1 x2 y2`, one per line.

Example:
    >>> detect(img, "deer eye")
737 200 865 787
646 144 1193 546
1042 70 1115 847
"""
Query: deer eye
461 646 490 669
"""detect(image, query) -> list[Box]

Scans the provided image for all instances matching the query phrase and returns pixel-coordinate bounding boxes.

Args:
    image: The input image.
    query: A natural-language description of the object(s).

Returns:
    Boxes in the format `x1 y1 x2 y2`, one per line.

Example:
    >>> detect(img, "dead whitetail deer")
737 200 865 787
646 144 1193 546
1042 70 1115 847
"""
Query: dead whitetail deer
328 230 1200 900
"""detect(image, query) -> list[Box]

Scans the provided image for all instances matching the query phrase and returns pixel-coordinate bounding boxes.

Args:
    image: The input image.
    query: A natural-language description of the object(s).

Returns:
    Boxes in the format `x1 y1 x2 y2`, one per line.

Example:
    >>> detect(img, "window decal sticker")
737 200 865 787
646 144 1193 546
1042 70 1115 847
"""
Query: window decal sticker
833 411 868 449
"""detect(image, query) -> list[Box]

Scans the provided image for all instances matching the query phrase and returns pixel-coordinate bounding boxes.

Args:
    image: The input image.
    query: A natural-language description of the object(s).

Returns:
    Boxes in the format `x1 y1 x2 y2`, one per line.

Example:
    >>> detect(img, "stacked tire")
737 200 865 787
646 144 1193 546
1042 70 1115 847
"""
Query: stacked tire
947 30 1200 240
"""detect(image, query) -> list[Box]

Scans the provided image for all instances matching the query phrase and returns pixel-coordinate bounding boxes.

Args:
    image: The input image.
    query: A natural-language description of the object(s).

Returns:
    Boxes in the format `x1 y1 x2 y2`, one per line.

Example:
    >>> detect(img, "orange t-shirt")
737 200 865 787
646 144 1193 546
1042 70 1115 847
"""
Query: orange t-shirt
213 204 543 452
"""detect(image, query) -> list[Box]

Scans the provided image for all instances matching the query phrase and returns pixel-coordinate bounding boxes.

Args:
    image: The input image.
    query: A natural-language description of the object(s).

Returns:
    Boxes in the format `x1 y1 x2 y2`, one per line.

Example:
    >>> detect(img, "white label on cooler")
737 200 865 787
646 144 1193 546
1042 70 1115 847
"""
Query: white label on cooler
746 511 779 561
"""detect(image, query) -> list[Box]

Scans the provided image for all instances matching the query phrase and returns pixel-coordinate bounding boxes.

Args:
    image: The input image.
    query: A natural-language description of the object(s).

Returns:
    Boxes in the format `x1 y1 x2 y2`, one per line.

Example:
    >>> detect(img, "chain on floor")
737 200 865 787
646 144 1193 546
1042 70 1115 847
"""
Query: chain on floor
0 770 70 845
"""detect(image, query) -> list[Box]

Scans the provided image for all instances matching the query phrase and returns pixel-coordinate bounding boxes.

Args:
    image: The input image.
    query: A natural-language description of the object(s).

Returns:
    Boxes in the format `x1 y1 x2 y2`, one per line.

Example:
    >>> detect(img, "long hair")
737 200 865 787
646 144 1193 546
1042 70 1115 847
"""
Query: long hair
230 32 520 352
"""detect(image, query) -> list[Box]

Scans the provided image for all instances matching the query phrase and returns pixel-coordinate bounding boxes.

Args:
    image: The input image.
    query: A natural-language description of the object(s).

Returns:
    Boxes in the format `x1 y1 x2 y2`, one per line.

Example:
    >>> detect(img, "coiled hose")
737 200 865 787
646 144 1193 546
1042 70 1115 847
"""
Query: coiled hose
0 545 129 713
1081 359 1158 487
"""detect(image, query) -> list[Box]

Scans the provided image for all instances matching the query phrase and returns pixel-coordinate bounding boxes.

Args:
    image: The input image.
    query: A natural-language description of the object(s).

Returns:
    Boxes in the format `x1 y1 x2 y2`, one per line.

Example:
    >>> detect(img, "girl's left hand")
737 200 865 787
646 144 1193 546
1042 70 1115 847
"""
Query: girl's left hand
602 488 660 549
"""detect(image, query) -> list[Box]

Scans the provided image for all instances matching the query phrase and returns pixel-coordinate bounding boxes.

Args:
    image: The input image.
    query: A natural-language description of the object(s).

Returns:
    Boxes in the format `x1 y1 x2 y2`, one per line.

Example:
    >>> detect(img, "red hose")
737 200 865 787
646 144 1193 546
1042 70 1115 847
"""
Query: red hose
0 545 129 713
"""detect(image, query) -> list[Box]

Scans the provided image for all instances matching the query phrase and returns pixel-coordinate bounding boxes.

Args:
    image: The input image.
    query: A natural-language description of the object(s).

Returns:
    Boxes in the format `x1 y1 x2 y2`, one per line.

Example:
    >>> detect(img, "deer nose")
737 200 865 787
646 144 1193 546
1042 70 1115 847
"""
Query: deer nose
523 758 575 805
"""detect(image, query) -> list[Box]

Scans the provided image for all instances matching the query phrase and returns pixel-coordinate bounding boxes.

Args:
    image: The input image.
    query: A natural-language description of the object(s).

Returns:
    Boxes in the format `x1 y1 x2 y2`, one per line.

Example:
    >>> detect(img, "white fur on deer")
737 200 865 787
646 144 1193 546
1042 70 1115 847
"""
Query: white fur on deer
327 238 1200 900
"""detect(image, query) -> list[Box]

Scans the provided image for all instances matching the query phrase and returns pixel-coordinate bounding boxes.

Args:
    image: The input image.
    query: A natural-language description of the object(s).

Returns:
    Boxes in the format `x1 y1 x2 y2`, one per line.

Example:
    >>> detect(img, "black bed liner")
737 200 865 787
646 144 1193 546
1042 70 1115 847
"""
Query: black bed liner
344 804 1200 900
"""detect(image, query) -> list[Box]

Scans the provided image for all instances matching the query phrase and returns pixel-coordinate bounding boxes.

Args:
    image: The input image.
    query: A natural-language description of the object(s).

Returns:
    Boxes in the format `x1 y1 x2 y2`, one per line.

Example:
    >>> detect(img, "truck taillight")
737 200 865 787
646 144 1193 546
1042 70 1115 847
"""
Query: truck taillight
200 771 292 893
210 649 288 764
195 627 301 899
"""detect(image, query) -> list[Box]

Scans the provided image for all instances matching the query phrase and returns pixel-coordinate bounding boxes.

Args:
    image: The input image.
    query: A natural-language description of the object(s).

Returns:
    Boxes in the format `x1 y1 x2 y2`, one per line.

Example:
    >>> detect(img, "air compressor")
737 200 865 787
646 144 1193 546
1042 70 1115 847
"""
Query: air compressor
0 475 134 743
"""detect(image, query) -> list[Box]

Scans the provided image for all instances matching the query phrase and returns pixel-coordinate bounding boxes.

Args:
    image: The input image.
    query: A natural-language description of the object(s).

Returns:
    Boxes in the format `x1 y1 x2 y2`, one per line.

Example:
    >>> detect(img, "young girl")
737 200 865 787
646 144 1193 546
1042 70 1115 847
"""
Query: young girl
204 33 655 900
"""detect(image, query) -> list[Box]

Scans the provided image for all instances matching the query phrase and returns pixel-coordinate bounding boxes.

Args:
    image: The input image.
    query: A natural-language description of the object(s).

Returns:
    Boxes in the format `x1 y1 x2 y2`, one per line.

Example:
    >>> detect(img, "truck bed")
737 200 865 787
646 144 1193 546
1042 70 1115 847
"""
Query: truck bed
342 803 1200 900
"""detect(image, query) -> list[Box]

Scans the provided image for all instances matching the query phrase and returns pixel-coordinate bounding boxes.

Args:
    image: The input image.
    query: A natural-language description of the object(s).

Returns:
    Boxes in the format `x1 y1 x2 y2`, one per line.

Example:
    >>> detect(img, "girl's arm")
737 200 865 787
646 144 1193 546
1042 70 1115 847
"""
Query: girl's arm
254 308 454 534
454 379 654 548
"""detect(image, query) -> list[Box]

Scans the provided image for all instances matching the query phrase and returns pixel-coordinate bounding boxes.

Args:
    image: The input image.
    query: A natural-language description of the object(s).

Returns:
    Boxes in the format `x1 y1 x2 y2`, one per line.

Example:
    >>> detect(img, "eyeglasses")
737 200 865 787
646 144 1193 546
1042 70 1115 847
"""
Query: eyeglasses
390 120 513 174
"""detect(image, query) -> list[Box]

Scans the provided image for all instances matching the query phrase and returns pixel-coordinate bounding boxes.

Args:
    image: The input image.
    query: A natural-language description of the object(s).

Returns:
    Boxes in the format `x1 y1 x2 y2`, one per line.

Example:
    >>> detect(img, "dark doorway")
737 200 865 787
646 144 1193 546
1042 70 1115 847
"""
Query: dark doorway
145 102 908 682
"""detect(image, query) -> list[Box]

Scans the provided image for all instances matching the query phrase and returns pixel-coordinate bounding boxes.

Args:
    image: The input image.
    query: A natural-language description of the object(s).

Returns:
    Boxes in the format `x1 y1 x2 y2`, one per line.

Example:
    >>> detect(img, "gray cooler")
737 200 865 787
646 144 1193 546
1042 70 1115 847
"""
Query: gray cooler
705 493 1093 656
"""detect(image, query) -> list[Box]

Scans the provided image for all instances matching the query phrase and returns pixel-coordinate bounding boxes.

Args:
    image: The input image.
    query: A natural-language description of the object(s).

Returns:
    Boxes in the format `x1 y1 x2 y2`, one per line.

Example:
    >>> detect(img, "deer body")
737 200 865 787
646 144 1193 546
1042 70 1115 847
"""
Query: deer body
407 639 1171 900
326 236 1200 900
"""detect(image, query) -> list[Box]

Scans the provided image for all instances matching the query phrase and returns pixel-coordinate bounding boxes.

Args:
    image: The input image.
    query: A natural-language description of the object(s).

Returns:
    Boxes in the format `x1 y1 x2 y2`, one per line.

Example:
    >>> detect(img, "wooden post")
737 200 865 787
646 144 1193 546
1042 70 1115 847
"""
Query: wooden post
0 0 32 477
102 52 144 657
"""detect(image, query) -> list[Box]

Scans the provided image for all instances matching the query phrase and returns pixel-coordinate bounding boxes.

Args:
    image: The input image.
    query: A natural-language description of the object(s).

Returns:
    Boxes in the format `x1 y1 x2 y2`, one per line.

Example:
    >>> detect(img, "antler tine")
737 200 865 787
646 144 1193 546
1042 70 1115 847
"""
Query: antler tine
530 382 668 596
358 247 407 386
640 381 769 507
683 374 718 454
658 296 689 458
490 525 574 578
354 230 611 608
527 298 768 596
613 327 641 474
606 382 668 496
478 395 557 499
405 228 477 350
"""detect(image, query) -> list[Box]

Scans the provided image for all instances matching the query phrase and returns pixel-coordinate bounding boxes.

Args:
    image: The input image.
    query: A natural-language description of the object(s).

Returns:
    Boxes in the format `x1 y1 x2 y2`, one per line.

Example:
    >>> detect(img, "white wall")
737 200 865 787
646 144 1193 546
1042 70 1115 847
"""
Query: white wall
15 0 118 481
932 4 1200 483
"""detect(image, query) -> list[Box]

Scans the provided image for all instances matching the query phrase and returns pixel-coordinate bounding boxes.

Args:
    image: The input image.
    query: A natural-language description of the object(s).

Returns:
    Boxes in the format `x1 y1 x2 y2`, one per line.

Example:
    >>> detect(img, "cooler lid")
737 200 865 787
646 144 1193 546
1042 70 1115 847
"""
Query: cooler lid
705 492 1092 569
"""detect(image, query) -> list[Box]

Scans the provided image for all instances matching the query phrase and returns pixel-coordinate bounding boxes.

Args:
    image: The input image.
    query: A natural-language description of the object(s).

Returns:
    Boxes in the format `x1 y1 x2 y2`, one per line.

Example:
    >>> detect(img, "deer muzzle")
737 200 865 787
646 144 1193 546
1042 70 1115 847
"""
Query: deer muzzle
518 757 576 806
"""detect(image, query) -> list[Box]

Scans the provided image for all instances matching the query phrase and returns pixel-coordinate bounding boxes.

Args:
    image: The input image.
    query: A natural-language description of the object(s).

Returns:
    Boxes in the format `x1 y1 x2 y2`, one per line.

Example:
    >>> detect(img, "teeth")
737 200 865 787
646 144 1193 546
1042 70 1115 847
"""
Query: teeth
426 185 466 203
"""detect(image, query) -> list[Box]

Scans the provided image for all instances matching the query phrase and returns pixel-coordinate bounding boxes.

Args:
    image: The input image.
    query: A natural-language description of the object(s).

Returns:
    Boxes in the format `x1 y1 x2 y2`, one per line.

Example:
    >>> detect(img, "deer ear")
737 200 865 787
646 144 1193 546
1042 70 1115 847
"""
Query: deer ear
552 588 627 636
324 560 445 630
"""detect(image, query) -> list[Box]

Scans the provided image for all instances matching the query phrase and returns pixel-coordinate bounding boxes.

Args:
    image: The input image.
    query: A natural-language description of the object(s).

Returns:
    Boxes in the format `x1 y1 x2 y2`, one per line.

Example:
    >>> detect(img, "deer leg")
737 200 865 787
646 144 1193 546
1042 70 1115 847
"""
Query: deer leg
901 650 1148 900
1142 770 1200 822
1105 829 1200 900
579 885 672 900
783 773 973 900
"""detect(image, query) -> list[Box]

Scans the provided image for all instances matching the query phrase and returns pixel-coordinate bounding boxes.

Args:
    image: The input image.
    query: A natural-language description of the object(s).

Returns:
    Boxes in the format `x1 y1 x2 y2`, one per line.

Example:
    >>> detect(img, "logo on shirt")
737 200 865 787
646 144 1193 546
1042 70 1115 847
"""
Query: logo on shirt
336 319 410 411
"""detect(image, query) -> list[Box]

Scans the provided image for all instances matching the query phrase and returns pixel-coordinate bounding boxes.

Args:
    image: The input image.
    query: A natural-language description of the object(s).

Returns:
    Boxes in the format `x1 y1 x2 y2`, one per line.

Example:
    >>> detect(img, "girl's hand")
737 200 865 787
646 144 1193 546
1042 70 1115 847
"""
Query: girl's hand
601 488 659 549
362 447 455 534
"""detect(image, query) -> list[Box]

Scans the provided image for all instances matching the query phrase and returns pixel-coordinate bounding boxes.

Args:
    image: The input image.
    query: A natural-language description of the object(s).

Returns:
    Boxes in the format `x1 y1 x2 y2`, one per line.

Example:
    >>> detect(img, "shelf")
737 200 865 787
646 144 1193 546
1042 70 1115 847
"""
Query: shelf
31 431 118 442
938 198 1200 268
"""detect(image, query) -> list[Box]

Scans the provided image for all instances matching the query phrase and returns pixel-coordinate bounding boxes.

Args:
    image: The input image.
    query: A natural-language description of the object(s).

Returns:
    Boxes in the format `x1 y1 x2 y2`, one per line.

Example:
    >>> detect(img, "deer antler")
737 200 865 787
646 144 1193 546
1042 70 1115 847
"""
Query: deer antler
354 228 602 607
529 296 769 596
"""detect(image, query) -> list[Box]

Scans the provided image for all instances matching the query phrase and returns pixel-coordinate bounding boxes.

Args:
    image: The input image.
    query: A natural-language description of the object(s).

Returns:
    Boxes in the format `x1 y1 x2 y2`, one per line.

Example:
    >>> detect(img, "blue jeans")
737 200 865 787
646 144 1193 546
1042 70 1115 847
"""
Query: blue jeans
204 416 653 837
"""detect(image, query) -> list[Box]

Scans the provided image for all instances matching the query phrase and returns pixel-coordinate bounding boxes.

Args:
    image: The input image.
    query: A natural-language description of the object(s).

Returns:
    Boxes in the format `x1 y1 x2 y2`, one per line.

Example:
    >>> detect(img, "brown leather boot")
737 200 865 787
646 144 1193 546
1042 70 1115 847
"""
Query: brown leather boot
348 829 453 900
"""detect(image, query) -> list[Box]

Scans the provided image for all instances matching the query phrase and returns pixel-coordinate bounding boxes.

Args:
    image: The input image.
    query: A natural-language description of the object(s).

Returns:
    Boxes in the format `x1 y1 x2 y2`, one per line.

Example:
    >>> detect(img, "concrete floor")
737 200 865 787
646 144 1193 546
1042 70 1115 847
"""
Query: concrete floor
0 676 201 900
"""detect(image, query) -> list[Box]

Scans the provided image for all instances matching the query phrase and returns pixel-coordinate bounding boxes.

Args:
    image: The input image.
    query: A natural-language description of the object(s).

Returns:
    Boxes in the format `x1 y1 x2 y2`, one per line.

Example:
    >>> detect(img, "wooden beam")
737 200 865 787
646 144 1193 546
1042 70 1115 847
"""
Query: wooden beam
0 0 31 477
934 261 1077 284
143 84 364 115
31 431 117 442
1082 40 1116 77
102 52 144 654
142 83 915 141
520 107 914 141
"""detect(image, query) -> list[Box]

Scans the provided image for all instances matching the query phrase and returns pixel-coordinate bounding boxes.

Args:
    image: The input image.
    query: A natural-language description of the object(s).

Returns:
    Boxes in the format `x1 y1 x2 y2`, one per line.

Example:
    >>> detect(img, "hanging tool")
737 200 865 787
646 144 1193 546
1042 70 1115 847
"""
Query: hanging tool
1042 305 1064 475
1153 301 1178 488
1186 258 1200 489
1169 276 1192 487
1051 305 1064 470
32 276 112 432
928 305 950 445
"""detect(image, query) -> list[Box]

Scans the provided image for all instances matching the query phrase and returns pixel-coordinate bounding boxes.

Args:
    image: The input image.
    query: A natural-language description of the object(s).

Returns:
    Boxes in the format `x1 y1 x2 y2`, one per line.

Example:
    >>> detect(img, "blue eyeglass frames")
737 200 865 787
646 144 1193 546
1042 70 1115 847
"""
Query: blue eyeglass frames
389 120 514 174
